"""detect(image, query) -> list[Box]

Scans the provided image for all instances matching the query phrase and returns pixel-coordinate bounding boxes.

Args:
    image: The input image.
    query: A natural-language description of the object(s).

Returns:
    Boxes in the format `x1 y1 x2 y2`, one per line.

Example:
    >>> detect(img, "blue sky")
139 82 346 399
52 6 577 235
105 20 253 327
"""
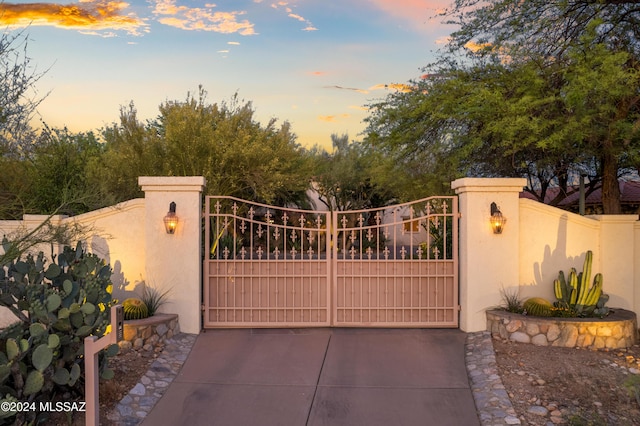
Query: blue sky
1 0 453 149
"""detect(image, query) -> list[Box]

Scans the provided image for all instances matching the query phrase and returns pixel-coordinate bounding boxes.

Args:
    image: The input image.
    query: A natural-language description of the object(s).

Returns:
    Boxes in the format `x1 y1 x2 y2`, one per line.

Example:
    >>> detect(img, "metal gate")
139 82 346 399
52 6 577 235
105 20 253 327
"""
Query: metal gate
203 196 458 328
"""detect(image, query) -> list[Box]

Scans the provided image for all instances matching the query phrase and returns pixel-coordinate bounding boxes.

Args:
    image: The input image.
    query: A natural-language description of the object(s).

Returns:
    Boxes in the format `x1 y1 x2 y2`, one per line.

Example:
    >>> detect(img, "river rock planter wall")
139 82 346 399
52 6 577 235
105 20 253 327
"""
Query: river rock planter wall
487 309 638 349
118 313 180 352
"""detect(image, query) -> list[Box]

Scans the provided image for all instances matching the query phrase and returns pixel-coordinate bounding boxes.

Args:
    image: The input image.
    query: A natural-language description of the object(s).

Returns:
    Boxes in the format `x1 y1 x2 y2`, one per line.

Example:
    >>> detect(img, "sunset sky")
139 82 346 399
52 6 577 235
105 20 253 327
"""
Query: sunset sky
1 0 454 149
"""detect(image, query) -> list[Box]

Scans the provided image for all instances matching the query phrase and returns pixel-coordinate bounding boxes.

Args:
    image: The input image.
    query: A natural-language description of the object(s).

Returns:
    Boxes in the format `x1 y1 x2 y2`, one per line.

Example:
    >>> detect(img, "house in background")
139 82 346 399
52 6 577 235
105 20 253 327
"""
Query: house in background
520 179 640 214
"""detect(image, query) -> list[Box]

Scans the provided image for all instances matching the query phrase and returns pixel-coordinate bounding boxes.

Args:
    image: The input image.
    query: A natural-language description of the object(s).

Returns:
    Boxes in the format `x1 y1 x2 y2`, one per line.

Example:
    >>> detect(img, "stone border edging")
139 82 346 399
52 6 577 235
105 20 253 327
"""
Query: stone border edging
107 333 198 424
466 331 521 425
487 309 638 349
119 313 180 352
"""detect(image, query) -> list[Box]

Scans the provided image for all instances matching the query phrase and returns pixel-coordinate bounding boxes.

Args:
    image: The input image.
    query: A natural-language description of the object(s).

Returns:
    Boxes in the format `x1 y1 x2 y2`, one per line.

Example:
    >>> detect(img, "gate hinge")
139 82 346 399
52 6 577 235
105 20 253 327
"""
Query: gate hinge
201 304 205 312
457 305 461 311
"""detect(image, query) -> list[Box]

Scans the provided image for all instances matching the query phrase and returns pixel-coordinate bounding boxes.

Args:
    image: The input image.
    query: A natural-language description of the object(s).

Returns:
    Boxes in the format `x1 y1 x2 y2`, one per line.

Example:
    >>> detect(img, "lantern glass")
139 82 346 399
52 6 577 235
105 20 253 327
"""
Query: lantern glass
490 202 506 234
164 202 178 234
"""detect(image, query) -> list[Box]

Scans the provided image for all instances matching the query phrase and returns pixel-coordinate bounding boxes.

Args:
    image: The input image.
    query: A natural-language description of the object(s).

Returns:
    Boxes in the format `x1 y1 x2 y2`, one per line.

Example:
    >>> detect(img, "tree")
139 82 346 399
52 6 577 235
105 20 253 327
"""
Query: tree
310 134 395 211
440 0 640 213
0 28 48 218
98 88 314 206
26 126 109 215
364 2 640 213
93 103 166 202
444 0 640 60
0 28 45 157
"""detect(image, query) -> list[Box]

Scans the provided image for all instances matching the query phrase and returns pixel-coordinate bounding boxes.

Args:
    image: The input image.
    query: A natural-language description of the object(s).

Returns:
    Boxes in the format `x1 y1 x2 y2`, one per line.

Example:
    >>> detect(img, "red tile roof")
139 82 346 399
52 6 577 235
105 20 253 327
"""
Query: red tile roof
520 180 640 207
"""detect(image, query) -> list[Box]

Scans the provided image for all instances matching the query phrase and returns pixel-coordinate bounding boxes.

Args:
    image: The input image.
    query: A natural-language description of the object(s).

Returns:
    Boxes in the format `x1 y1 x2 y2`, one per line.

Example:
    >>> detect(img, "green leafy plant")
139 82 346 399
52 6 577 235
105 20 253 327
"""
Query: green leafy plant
123 298 149 320
141 285 171 317
0 241 118 425
623 375 640 408
553 251 609 317
420 214 453 260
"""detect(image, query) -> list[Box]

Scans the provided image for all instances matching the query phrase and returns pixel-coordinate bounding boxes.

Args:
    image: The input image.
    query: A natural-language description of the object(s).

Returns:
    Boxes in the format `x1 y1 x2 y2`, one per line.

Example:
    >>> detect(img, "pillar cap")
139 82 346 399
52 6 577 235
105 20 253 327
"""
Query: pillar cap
451 178 527 194
139 176 206 192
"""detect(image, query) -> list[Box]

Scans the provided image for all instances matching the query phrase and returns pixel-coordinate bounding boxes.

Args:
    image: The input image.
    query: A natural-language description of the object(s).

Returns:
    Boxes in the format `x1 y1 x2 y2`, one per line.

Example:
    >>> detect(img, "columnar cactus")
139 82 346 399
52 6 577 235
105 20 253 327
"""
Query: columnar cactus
553 250 608 316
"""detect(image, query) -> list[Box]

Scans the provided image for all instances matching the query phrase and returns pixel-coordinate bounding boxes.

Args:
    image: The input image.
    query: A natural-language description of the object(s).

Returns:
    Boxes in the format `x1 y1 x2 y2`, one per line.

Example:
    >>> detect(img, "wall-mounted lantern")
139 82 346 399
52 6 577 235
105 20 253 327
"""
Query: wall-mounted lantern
163 202 178 234
490 202 506 234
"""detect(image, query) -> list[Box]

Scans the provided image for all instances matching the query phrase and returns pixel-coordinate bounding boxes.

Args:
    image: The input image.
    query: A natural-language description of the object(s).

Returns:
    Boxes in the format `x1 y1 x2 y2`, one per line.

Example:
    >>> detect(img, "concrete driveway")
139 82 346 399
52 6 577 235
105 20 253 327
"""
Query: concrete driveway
141 328 480 426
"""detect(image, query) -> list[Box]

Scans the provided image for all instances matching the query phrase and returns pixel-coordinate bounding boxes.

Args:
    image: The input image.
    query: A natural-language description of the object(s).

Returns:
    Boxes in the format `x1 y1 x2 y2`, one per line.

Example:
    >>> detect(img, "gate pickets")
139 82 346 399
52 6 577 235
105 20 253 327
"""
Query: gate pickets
203 196 458 328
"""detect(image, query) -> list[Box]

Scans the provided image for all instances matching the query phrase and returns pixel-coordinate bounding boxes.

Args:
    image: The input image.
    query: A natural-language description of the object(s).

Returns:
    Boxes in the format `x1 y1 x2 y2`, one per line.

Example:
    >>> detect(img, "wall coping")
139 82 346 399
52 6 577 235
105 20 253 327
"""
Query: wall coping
451 177 527 194
588 214 640 223
138 176 206 192
520 198 600 229
123 313 178 327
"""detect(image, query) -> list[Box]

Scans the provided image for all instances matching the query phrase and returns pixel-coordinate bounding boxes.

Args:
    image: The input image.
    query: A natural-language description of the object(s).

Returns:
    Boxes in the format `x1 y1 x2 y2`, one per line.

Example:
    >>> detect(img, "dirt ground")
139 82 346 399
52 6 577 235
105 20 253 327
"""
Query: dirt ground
46 345 160 426
493 336 640 425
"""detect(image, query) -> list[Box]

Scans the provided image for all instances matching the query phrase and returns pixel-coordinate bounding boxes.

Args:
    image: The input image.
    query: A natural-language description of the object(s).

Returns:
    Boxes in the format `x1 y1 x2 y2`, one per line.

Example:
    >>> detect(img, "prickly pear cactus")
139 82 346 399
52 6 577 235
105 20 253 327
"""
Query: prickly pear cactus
0 241 119 424
123 298 149 320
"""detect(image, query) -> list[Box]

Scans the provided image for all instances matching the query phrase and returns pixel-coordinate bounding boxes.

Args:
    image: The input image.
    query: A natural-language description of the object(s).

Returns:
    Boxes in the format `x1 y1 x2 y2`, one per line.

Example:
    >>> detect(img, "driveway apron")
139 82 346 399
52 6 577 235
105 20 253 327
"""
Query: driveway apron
141 328 480 426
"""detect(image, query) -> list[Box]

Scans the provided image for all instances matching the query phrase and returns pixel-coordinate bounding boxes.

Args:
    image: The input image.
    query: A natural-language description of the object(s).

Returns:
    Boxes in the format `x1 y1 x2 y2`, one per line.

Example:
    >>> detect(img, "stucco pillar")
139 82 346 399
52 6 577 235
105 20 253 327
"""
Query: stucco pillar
139 176 206 334
589 214 639 314
451 178 527 332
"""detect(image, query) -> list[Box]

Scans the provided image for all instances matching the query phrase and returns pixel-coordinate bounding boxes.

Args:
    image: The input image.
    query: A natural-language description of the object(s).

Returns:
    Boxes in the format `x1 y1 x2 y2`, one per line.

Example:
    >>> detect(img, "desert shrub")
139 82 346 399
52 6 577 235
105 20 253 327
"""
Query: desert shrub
0 241 118 424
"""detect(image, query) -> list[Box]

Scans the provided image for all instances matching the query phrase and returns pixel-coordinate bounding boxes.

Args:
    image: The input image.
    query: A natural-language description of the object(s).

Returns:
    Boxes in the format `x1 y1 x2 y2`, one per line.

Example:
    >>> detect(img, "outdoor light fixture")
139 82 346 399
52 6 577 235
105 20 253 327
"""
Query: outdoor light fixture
490 202 506 234
163 202 178 234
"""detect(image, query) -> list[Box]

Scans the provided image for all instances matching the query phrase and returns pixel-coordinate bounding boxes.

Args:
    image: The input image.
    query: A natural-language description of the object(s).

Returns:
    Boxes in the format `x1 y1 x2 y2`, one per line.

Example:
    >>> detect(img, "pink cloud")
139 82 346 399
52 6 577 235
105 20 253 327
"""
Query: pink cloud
318 114 350 123
368 0 451 31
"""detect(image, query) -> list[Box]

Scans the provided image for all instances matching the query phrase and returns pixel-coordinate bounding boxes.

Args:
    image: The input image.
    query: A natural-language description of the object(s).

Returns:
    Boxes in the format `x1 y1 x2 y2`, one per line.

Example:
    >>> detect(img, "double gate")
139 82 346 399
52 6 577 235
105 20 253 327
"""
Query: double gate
203 196 458 328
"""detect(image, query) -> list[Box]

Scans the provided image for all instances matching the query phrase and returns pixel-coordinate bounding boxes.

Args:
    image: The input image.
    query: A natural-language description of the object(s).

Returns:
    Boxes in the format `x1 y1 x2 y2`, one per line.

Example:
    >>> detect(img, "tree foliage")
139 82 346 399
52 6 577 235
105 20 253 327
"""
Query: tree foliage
0 126 108 218
364 1 640 213
27 127 108 215
310 134 395 211
444 0 640 60
0 29 45 157
97 88 314 206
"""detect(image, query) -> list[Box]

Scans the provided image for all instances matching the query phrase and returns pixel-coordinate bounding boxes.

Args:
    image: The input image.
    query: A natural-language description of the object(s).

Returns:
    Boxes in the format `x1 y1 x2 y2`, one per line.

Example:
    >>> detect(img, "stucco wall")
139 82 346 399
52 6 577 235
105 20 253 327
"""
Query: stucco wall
454 178 639 332
68 199 146 300
2 177 638 334
0 200 146 328
518 200 639 319
636 222 640 317
518 199 601 301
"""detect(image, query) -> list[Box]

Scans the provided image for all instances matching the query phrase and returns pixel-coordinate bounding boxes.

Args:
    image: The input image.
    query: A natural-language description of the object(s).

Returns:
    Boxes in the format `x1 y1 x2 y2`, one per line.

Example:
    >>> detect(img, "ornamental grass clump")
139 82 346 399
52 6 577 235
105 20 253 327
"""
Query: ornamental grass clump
141 285 171 317
499 286 523 314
